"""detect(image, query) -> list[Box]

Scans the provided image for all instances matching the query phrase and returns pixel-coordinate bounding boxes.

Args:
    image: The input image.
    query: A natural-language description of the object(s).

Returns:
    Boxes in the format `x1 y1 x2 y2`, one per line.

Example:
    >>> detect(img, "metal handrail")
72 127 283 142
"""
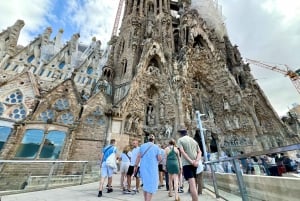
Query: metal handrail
0 160 88 163
203 143 300 201
0 160 99 194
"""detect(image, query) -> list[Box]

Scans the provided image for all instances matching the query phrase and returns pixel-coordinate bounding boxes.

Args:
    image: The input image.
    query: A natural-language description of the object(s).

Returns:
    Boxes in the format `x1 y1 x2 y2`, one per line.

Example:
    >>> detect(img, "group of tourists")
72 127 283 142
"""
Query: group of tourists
97 128 203 201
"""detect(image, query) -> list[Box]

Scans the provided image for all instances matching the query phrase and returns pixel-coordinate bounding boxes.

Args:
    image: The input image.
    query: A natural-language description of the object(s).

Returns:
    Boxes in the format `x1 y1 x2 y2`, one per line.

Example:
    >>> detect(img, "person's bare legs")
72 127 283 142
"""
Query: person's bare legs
99 176 106 191
136 177 140 191
121 172 127 189
196 172 203 194
98 176 107 196
168 174 173 196
143 191 153 201
159 171 164 186
188 177 198 201
173 174 179 200
127 174 132 190
120 172 124 188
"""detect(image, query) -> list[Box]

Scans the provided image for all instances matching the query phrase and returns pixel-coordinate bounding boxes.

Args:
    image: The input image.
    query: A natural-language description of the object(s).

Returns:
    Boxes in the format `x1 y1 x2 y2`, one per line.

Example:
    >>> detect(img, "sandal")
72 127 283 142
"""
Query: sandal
168 192 173 197
175 197 180 201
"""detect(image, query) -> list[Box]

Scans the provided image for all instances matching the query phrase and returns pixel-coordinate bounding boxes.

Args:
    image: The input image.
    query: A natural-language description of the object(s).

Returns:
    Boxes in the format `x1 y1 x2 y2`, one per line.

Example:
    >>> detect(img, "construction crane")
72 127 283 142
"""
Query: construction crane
111 0 125 38
245 58 300 94
99 0 124 66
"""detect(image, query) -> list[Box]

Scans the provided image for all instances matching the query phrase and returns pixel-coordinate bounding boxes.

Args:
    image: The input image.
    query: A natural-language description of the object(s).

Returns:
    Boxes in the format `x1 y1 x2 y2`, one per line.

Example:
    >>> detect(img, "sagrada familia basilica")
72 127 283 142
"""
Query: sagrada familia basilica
0 0 299 161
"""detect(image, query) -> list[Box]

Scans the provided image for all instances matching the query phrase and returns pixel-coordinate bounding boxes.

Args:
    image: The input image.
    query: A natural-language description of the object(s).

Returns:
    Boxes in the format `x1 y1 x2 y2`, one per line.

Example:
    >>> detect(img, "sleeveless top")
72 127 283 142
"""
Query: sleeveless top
166 146 180 174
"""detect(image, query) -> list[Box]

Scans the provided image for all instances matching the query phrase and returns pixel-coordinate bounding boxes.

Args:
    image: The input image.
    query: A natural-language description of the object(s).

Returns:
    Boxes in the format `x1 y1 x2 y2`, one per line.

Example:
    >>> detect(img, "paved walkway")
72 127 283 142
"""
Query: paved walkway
1 173 223 201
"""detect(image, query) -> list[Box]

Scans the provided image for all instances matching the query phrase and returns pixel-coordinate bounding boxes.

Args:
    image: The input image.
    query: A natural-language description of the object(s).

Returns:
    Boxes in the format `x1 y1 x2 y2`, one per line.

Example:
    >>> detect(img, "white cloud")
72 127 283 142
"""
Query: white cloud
262 0 300 25
0 0 53 45
219 0 300 116
65 0 119 47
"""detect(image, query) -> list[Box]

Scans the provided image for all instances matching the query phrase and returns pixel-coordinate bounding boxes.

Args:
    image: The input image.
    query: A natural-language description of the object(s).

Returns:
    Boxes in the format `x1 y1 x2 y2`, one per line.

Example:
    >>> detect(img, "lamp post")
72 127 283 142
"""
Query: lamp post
196 110 208 162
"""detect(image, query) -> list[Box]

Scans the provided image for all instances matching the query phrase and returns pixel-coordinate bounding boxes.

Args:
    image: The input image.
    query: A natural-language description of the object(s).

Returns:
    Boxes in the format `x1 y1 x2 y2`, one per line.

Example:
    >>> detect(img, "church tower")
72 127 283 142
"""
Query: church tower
106 0 298 153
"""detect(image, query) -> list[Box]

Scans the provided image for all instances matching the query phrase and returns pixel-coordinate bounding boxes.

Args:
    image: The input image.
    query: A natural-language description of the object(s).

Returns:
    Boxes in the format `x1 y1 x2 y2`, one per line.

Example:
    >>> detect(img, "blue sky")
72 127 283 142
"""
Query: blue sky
0 0 299 116
0 0 119 47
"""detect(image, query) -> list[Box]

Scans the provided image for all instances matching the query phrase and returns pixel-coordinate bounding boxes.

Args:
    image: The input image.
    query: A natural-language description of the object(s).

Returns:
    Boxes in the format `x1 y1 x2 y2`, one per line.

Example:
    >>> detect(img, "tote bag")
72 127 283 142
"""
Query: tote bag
106 153 117 169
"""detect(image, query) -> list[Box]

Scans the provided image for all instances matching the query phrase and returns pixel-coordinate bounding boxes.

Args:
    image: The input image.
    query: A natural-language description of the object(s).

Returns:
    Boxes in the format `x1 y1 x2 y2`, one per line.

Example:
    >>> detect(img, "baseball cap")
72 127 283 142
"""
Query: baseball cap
178 128 187 135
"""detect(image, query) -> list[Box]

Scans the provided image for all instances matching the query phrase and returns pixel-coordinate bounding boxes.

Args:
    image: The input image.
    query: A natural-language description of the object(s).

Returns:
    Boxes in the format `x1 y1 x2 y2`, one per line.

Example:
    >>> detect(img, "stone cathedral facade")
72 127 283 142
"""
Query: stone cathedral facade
0 0 299 162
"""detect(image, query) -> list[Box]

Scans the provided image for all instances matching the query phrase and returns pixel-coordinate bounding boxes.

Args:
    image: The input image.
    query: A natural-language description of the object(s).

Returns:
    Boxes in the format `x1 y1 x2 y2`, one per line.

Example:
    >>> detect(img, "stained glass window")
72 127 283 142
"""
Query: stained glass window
39 109 55 122
97 118 105 126
4 90 23 104
58 61 65 69
54 98 69 111
87 66 93 74
85 116 94 125
93 107 102 116
58 112 74 125
9 105 26 120
27 55 35 63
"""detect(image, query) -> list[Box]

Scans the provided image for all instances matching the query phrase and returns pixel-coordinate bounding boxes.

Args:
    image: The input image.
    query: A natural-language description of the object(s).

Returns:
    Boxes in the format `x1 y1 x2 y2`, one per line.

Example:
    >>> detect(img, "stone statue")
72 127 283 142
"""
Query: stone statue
147 104 155 126
164 123 173 138
223 97 230 110
160 104 165 118
125 116 133 132
146 20 154 38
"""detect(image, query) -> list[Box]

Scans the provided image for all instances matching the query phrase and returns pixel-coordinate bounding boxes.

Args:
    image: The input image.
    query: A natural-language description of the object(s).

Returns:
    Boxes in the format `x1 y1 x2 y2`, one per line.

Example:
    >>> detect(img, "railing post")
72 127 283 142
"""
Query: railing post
233 159 249 201
45 162 56 190
209 163 220 198
80 162 87 185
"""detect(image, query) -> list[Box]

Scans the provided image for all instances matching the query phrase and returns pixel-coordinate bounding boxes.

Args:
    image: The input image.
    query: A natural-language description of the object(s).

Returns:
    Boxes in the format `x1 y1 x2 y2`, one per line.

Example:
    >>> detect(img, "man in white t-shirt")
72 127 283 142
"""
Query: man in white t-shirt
125 139 140 193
